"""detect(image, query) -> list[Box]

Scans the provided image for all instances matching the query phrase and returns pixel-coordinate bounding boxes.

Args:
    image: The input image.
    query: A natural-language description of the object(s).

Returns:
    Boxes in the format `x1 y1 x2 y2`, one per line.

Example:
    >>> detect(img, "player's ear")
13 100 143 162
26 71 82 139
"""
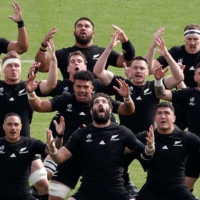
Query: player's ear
92 31 95 38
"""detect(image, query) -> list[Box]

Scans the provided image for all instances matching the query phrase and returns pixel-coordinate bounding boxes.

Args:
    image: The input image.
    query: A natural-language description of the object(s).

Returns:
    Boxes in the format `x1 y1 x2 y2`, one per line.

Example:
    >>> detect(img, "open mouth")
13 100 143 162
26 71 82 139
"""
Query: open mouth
75 67 79 71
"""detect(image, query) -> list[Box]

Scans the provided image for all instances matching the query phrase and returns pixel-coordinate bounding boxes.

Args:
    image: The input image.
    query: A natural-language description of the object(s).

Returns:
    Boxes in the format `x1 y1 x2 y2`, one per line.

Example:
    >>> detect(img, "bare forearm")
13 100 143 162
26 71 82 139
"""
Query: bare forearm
55 137 63 149
35 49 50 72
17 27 28 53
145 46 156 74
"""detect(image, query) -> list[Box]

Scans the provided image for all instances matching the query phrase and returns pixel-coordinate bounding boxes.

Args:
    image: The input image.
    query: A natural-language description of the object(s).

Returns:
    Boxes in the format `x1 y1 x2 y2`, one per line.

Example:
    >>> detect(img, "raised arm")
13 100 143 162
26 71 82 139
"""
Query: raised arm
7 1 28 53
93 30 122 85
153 66 173 101
155 37 184 89
111 24 135 67
113 79 135 115
25 74 53 112
35 27 59 72
39 40 58 94
145 27 165 74
46 130 72 164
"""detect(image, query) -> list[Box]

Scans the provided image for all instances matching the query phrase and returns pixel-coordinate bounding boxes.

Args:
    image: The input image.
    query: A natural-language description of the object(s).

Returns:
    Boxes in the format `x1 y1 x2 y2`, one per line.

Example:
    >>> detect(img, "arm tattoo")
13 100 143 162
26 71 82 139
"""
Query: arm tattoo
154 86 166 97
55 137 63 149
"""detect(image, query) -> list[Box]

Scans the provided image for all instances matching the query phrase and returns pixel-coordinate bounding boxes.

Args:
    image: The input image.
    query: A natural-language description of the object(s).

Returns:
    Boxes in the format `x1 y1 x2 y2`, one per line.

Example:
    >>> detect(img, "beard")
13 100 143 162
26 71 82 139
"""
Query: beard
74 34 93 45
92 109 111 124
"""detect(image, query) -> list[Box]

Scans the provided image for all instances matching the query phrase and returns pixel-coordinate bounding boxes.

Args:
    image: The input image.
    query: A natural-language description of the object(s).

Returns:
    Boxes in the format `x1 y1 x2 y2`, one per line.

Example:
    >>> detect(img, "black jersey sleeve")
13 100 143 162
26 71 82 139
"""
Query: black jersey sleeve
64 129 81 155
185 131 200 150
29 138 47 155
107 49 120 67
109 97 121 114
0 38 9 54
50 92 72 111
171 88 189 105
157 46 181 68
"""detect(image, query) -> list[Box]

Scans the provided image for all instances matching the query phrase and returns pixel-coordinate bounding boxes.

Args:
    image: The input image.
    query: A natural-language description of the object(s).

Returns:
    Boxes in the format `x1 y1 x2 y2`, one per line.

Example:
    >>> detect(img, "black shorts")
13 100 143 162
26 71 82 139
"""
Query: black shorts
137 183 196 200
71 186 130 200
52 152 84 189
185 150 200 178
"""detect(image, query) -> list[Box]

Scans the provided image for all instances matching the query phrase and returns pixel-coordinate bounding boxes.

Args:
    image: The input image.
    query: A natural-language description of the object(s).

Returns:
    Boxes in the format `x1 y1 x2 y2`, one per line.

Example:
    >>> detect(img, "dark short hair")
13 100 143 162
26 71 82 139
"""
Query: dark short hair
4 112 21 122
195 63 200 71
184 23 200 31
67 50 87 66
74 17 94 29
89 93 113 110
73 70 94 82
132 56 148 64
155 102 174 113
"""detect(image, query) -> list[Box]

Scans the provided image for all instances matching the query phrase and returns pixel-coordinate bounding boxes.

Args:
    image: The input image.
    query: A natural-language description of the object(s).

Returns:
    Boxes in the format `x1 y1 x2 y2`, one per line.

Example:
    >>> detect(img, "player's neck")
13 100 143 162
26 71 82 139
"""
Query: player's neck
4 78 20 85
75 41 93 48
93 120 111 128
157 126 174 135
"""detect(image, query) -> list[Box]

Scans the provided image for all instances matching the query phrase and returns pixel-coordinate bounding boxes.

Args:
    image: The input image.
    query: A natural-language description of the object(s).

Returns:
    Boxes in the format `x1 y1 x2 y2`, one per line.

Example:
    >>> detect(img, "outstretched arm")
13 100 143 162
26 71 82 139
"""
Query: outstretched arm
25 74 52 112
35 27 59 72
46 130 72 164
93 30 122 85
145 27 165 74
111 25 135 67
7 1 28 54
155 37 184 89
39 40 58 94
153 66 173 101
113 79 135 115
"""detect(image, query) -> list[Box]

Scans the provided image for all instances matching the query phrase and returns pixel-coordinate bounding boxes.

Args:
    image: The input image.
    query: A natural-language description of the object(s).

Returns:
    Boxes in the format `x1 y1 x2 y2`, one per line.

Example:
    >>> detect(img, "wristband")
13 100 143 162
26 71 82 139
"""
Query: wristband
49 148 58 155
122 40 135 61
17 20 24 28
154 78 163 87
27 91 36 100
40 48 47 52
123 98 132 103
145 146 154 155
56 133 64 138
41 42 47 48
146 145 154 151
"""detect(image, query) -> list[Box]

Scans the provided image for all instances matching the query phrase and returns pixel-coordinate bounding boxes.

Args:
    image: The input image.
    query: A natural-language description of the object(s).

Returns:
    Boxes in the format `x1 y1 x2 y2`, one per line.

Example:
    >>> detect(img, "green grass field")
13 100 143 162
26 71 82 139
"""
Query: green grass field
1 0 200 198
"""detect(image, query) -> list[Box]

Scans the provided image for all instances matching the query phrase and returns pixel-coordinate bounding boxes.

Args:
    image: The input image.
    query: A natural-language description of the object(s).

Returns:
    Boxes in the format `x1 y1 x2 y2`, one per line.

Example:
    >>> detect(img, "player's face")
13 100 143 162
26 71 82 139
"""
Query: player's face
3 116 22 143
73 79 94 102
194 67 200 86
130 60 148 86
184 34 200 54
74 20 94 45
4 62 21 83
92 97 111 124
67 55 87 78
155 107 175 134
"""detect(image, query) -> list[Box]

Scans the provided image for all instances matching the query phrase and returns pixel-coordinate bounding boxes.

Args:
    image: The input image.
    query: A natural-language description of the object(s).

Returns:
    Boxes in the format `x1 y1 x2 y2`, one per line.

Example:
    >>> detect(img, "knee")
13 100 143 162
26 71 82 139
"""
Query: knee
49 182 71 200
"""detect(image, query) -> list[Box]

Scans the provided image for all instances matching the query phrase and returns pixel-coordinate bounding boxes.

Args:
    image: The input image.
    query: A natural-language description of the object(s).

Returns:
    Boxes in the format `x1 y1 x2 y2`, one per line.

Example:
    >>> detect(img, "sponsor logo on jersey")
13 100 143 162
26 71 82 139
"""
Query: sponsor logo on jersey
99 140 105 145
189 66 195 70
20 147 28 153
9 97 14 101
93 54 100 60
0 87 4 96
86 134 93 142
143 88 151 95
178 58 183 64
162 145 168 149
18 88 26 96
64 87 69 92
136 96 142 100
10 153 16 157
111 134 119 141
79 112 85 115
129 86 134 95
0 145 5 154
174 141 183 146
189 97 195 106
66 104 73 112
